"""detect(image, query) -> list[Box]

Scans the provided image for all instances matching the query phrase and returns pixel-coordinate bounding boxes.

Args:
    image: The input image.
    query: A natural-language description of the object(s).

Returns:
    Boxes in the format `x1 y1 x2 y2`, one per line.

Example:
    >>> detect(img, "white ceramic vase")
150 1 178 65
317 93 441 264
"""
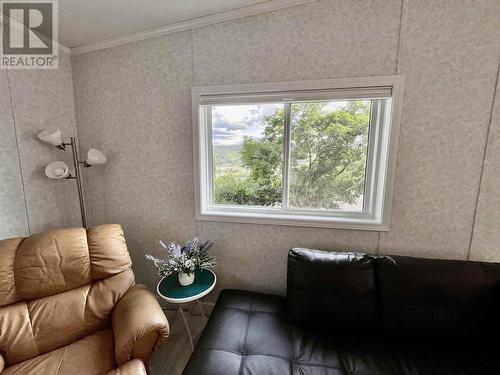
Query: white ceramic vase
178 272 195 286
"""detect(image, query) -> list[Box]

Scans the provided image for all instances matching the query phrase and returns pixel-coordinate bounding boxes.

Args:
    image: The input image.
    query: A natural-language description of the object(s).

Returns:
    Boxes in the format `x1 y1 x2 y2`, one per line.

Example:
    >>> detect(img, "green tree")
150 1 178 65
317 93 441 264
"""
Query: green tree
287 101 369 209
214 101 370 209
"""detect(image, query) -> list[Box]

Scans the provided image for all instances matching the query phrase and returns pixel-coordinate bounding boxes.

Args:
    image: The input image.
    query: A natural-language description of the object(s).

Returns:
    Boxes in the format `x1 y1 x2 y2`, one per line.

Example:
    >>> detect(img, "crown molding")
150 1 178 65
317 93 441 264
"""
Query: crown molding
71 0 316 56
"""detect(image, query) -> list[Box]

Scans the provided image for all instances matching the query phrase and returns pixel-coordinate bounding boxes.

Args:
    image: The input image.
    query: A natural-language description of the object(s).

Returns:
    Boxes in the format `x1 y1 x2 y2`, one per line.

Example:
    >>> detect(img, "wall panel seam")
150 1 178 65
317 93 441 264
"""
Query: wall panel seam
377 232 381 254
395 0 405 74
191 29 200 87
467 60 500 260
6 71 31 235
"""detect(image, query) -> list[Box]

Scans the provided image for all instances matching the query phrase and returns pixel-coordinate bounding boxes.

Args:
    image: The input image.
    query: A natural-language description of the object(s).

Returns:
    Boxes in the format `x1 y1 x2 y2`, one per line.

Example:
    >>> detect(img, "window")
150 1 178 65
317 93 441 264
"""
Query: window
192 76 404 230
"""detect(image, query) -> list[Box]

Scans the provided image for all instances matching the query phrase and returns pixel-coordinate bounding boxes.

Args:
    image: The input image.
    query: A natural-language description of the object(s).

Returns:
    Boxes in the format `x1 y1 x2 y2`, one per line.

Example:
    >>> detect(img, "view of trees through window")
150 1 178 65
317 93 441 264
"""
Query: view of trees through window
211 100 371 211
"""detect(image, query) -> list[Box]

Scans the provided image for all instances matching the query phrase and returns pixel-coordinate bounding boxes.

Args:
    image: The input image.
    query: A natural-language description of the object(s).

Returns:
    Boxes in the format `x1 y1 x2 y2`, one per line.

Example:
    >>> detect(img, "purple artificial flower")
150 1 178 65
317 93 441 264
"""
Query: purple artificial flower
201 240 214 252
168 242 182 257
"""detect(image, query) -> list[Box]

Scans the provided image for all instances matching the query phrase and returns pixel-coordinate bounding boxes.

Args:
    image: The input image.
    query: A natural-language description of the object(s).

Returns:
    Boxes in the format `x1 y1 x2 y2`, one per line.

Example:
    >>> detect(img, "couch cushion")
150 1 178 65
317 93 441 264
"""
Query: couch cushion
184 290 292 375
2 329 116 375
87 225 132 280
377 256 500 343
0 238 23 306
184 289 499 375
287 248 380 335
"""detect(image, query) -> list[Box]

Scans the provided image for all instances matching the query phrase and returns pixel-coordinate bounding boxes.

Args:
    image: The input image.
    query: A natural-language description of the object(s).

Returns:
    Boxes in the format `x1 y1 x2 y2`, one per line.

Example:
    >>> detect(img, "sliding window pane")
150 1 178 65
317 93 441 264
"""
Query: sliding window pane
288 100 371 211
211 104 284 207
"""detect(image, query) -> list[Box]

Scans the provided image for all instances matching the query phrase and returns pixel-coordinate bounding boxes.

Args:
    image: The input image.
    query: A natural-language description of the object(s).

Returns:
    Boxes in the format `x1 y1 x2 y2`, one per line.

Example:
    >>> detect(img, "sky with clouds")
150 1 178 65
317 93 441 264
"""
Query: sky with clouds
211 101 360 146
212 104 281 146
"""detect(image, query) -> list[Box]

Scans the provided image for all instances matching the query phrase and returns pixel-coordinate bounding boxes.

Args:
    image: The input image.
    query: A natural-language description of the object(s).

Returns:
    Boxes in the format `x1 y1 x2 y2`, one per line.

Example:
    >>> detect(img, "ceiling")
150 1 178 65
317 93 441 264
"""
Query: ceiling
58 0 270 48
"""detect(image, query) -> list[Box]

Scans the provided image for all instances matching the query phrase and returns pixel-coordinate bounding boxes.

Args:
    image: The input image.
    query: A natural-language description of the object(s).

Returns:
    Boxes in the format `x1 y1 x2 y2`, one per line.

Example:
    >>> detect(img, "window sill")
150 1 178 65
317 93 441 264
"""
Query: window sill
196 210 389 231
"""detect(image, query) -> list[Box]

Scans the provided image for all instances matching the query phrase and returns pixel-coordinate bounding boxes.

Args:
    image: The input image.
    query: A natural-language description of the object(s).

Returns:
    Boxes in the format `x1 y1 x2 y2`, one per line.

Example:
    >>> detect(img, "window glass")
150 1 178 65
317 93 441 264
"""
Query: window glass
288 100 371 211
211 104 284 207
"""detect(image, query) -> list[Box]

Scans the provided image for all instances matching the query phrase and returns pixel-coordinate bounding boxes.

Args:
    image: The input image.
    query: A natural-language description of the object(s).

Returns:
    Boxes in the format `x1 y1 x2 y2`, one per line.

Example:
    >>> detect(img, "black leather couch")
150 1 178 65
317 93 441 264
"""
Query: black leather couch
183 248 500 374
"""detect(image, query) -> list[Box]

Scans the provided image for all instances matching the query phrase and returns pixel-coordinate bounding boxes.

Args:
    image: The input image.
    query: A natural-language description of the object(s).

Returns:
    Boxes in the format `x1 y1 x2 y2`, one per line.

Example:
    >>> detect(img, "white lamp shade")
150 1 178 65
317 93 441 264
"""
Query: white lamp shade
86 148 107 165
45 161 69 179
38 128 63 146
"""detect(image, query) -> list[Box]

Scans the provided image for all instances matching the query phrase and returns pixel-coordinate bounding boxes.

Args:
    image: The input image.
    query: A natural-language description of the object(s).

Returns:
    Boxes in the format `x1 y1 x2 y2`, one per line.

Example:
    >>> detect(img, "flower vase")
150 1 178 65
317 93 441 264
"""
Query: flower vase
178 272 195 286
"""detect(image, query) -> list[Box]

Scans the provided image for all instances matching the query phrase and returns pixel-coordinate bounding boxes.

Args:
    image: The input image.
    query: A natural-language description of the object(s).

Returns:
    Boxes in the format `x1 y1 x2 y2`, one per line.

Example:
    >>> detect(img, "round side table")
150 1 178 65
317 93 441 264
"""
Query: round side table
157 268 216 351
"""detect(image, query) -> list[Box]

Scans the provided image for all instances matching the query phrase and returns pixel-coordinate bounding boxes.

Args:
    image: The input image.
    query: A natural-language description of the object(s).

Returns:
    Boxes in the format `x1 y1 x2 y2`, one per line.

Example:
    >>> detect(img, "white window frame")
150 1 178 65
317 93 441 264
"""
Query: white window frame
192 75 404 231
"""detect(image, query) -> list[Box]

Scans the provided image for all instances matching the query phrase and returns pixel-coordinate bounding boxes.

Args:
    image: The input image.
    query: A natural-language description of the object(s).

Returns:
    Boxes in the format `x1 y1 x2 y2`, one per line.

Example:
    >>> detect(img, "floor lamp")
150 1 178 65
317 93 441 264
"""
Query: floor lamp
38 128 107 228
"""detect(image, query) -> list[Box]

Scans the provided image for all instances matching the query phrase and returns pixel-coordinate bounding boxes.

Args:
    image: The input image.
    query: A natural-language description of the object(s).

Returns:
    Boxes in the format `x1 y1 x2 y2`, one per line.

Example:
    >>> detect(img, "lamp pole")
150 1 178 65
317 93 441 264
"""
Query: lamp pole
63 137 88 228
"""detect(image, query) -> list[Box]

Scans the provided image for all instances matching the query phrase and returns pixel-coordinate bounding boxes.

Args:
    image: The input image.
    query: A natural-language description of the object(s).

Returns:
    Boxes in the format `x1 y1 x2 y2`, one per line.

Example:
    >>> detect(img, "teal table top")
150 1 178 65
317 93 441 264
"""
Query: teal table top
157 268 216 303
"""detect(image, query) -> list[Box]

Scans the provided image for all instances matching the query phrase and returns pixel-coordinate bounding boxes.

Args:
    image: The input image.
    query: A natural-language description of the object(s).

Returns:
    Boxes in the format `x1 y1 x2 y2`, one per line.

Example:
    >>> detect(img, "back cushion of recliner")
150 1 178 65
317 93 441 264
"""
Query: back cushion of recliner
287 248 380 335
0 224 135 366
377 256 500 343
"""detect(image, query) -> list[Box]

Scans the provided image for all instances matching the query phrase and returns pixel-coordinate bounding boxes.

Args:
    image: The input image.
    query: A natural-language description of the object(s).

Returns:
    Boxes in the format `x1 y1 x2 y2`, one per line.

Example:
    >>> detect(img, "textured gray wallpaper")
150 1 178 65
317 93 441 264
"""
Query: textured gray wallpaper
0 49 81 239
471 70 500 261
0 70 29 239
379 0 500 259
71 0 500 296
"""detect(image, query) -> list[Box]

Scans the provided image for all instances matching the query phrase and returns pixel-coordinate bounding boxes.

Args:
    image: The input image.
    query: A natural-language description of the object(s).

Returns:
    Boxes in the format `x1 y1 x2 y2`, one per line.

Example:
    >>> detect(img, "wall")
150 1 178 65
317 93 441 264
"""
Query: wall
0 69 28 239
471 65 500 261
0 42 81 239
72 0 500 297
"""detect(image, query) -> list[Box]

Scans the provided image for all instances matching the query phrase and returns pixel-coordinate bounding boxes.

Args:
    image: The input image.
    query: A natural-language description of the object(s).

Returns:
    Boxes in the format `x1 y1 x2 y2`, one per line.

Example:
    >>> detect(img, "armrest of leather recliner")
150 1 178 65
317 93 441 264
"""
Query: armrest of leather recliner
0 353 4 373
112 284 170 366
106 359 147 375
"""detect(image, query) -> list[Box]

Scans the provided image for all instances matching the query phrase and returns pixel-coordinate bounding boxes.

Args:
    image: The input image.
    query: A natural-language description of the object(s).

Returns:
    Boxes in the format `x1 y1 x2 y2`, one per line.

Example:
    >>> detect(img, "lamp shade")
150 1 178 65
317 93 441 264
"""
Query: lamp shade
38 128 63 146
86 148 107 165
45 161 69 179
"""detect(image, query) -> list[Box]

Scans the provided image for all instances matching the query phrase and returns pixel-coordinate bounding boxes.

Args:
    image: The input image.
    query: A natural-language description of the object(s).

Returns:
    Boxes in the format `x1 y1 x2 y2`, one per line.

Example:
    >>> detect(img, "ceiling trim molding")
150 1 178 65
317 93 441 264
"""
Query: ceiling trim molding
71 0 316 56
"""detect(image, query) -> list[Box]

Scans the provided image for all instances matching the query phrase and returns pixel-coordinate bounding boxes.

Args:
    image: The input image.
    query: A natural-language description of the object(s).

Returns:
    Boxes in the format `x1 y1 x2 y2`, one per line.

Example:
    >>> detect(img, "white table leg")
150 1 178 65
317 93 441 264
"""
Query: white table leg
190 300 211 317
178 305 194 351
196 300 210 317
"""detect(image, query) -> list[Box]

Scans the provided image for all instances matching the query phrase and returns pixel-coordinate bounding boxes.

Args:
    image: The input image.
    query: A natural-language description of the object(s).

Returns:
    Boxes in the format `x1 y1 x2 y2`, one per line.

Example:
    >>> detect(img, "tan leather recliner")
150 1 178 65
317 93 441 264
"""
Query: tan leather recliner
0 224 169 374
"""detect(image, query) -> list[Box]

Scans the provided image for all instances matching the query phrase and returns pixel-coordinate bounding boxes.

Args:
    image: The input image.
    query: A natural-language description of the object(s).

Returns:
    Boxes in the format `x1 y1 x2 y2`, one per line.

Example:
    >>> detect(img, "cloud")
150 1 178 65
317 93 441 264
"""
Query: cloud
211 104 281 145
212 116 248 144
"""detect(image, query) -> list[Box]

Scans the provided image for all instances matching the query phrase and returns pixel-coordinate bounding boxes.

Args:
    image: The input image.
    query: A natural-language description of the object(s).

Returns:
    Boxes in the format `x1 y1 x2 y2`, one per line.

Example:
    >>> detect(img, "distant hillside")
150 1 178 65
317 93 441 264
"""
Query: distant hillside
213 143 243 165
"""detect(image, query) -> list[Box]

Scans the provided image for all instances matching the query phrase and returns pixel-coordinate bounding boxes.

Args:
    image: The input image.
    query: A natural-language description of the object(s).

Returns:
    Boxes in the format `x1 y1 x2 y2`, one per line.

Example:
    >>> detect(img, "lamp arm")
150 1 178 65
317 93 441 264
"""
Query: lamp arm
77 160 92 168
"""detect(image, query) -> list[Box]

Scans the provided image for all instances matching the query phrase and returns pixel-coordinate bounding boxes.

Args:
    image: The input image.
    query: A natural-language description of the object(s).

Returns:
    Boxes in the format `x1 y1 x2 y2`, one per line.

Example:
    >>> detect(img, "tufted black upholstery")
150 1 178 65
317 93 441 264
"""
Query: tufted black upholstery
287 248 380 335
183 248 500 374
377 255 500 343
